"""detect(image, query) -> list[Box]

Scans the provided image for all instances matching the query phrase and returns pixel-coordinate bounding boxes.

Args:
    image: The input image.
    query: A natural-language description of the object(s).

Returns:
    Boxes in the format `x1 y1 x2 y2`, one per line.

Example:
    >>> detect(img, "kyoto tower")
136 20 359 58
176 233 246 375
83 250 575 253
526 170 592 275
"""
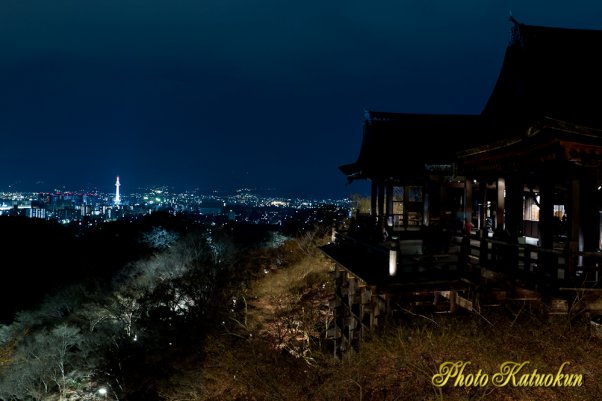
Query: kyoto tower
114 176 121 206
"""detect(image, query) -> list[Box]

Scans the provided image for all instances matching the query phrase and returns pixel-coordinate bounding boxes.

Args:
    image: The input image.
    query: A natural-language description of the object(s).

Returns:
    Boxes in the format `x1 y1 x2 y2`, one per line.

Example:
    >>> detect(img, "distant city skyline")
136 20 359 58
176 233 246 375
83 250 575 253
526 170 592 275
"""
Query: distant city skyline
0 176 352 228
0 176 358 200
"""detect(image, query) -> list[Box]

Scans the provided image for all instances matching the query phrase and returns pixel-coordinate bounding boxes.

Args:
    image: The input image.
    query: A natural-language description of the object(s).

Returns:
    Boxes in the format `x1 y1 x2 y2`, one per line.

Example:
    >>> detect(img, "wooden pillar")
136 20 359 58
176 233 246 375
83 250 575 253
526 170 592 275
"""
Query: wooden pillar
377 182 385 229
479 181 489 265
440 180 448 226
505 175 522 273
496 177 505 231
567 168 600 279
539 179 555 279
385 183 393 228
423 178 430 226
370 180 378 224
568 178 582 275
464 178 473 226
539 179 554 250
505 175 523 240
583 168 600 253
449 290 457 313
402 185 409 229
477 181 487 231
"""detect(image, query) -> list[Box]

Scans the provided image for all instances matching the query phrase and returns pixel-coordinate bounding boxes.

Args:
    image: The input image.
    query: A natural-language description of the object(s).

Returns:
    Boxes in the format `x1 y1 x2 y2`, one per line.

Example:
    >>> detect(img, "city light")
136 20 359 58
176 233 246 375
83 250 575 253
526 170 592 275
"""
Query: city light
0 179 354 229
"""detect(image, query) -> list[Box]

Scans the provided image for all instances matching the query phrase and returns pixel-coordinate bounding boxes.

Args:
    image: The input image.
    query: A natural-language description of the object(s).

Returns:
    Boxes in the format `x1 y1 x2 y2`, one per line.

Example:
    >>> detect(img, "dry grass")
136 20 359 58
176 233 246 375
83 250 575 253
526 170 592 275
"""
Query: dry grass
252 251 333 298
338 312 602 401
158 242 602 401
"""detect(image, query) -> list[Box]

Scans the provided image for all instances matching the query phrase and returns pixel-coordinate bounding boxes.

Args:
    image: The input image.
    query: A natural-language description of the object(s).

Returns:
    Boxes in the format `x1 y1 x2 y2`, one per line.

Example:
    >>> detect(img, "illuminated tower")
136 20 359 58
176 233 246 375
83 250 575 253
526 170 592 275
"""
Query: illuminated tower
114 176 121 206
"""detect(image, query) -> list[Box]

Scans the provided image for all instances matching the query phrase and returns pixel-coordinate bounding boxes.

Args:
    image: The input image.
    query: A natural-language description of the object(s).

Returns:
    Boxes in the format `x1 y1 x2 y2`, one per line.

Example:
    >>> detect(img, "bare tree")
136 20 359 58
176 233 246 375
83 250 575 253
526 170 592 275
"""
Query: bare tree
0 324 83 401
48 324 83 401
140 226 179 250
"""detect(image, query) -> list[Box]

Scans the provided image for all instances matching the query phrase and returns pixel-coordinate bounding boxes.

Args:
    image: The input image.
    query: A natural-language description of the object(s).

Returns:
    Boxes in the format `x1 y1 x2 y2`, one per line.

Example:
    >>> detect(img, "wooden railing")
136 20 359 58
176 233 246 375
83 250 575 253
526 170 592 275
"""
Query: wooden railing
467 235 601 285
331 228 601 288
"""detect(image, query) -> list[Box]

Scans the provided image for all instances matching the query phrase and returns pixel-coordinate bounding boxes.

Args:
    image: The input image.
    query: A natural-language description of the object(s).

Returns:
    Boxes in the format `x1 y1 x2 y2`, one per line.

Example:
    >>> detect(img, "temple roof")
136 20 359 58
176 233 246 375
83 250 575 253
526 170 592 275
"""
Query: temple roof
339 111 496 182
341 19 602 183
482 18 602 128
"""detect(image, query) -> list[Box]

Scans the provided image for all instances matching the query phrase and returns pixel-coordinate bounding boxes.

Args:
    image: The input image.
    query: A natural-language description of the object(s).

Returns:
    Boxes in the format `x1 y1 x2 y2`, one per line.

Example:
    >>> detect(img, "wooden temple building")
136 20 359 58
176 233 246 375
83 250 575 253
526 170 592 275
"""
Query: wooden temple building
322 19 602 355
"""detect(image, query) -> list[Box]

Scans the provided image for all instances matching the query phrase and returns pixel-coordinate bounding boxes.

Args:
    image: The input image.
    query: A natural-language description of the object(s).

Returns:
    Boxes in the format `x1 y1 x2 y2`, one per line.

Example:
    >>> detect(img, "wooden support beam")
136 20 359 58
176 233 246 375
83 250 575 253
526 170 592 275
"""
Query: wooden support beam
464 178 473 226
378 182 385 228
371 180 378 221
449 290 457 312
496 177 505 230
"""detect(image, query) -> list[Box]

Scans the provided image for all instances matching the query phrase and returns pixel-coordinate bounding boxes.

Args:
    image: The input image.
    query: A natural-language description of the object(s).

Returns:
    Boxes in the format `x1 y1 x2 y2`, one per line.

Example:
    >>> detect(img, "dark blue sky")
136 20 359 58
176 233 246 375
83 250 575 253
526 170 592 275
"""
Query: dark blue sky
1 1 601 198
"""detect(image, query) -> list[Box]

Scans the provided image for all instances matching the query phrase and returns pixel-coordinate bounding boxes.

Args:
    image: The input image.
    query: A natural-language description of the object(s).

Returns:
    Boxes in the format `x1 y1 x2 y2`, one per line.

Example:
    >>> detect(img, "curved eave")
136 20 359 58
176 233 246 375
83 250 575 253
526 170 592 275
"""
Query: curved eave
457 121 602 173
339 162 368 182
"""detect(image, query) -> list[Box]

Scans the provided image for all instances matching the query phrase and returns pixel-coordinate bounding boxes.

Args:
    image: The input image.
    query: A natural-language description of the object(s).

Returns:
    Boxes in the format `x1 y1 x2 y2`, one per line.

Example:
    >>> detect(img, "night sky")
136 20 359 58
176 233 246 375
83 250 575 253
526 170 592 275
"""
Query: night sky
1 1 601 198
